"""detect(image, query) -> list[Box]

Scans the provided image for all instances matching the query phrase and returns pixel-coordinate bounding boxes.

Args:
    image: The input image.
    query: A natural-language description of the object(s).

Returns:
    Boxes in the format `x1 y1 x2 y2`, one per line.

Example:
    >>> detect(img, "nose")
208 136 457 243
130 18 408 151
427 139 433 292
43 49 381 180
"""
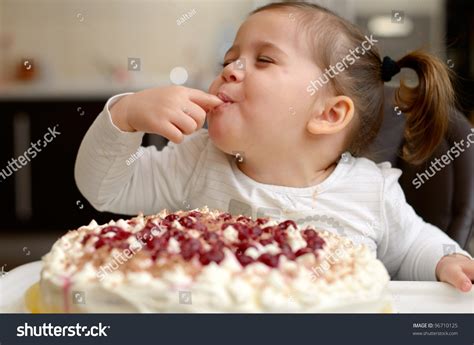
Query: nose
221 59 245 83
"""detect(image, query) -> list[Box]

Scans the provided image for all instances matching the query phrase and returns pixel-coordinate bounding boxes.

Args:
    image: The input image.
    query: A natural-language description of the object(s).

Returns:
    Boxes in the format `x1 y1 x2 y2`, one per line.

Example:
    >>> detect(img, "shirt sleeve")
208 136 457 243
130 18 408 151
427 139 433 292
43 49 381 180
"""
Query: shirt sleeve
377 163 472 281
74 93 209 215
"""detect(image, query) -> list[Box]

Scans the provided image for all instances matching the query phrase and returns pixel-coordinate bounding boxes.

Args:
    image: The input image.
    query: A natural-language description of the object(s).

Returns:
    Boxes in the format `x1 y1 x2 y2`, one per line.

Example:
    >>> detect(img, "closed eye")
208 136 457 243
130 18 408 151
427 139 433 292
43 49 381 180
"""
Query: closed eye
220 56 274 68
257 57 273 64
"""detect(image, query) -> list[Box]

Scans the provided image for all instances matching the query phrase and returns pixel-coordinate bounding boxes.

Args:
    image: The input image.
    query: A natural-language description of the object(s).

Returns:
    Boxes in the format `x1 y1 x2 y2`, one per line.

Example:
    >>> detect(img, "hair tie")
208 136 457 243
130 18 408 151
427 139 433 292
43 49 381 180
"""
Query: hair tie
381 56 400 82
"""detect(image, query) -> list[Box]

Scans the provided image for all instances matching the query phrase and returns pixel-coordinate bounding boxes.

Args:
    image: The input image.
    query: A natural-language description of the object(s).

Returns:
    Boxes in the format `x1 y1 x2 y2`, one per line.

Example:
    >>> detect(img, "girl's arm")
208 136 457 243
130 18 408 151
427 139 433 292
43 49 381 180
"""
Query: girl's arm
74 93 209 215
376 165 472 282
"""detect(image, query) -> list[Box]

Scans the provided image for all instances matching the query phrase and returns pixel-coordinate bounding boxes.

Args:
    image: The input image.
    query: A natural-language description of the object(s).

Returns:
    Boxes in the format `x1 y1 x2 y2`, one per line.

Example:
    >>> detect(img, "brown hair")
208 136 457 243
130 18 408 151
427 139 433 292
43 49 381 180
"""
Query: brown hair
250 2 456 165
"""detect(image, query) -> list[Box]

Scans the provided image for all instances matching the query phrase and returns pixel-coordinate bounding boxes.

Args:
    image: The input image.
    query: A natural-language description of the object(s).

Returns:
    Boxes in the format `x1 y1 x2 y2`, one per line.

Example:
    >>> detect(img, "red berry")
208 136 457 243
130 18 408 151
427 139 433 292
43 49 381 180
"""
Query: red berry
236 215 251 222
273 229 287 244
181 238 201 261
160 219 172 228
191 221 207 232
231 223 248 232
218 213 233 221
258 253 279 268
199 248 225 265
279 243 295 259
179 216 194 228
100 226 119 234
221 222 232 230
295 247 313 257
81 233 93 245
249 226 262 239
235 242 252 256
100 226 131 240
259 238 273 246
168 229 181 238
229 223 251 240
236 254 254 267
137 221 159 243
95 226 132 248
303 229 317 239
307 237 325 250
188 211 202 218
256 218 269 225
278 220 297 230
175 232 186 241
94 238 106 249
146 236 168 250
165 214 179 222
203 232 219 243
161 231 172 241
214 240 225 249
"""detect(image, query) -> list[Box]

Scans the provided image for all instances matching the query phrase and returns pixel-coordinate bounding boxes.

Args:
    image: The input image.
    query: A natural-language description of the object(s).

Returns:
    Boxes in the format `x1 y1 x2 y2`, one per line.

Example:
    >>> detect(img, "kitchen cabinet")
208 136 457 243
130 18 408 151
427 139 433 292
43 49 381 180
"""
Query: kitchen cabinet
0 96 166 232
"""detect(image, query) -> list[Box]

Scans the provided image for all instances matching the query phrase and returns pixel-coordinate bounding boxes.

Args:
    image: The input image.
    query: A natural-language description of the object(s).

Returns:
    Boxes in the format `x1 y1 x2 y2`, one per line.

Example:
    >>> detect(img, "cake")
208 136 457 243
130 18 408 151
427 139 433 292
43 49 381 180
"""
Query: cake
29 206 392 313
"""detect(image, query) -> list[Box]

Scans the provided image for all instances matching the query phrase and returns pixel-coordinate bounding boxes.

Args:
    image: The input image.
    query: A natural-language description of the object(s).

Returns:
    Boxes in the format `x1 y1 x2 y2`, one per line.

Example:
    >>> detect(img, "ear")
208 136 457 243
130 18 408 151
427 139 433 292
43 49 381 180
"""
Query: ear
306 95 354 135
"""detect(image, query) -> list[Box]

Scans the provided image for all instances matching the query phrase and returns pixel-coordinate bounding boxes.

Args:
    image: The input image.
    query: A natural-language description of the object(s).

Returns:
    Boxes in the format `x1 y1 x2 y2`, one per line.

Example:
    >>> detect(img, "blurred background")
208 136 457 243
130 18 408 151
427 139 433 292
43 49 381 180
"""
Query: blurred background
0 0 473 271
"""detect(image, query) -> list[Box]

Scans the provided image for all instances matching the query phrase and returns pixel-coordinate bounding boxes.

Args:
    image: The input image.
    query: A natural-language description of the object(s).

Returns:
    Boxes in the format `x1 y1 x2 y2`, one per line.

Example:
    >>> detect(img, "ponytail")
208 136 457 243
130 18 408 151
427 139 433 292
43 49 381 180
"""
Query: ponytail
395 50 456 165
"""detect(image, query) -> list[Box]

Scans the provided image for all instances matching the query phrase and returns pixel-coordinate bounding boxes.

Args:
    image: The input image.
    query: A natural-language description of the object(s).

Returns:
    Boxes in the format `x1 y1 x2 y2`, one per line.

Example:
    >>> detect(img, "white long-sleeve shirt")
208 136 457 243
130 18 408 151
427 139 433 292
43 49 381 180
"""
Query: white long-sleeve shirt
75 93 471 282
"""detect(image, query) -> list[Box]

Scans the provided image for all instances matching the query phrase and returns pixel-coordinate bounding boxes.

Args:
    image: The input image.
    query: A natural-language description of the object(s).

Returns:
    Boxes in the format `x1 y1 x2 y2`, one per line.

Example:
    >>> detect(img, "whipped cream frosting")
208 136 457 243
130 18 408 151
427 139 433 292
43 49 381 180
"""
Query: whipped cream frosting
39 206 390 313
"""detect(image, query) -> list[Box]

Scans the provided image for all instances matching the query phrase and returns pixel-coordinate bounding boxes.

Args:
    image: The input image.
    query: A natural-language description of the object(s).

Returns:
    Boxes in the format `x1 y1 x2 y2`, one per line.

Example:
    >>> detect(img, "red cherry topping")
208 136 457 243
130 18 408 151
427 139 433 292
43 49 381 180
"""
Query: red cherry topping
80 209 326 269
259 238 273 246
180 238 201 261
199 248 225 265
217 213 233 221
188 211 202 218
165 214 179 222
278 220 297 230
306 236 325 250
236 254 254 266
179 216 194 228
258 253 280 268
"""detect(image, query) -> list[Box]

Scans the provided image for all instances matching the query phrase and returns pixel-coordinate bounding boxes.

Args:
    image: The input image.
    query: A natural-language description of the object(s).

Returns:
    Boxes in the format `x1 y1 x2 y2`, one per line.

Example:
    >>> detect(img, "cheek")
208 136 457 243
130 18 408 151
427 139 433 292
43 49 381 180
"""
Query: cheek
208 78 221 94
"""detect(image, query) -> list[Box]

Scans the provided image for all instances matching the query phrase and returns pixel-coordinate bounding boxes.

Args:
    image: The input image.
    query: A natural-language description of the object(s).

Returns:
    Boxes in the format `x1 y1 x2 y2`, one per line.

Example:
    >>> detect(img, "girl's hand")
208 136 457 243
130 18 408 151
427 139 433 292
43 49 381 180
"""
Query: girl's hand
435 253 474 292
110 86 223 143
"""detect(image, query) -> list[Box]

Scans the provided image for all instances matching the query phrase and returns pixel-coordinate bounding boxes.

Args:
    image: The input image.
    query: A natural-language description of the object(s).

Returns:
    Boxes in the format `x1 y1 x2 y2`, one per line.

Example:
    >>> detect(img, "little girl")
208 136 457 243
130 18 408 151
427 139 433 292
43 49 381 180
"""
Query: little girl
75 2 473 292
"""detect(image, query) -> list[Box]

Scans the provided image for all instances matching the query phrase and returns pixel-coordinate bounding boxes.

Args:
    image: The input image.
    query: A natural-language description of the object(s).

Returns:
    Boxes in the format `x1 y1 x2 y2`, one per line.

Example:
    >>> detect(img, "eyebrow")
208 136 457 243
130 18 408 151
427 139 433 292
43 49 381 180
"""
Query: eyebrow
225 41 288 57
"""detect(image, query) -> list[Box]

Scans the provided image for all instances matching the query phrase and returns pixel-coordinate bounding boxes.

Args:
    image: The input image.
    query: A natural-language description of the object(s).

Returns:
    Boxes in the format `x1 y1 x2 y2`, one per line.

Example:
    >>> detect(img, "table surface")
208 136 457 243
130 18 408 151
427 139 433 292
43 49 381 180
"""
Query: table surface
0 261 473 313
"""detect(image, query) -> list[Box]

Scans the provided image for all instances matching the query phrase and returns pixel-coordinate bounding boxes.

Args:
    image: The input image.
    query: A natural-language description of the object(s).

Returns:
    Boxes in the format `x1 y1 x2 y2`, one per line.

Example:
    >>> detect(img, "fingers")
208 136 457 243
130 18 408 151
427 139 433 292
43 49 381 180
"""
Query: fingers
458 273 473 292
140 87 220 142
460 260 474 293
171 110 198 135
188 88 223 112
156 121 184 144
460 258 474 279
442 266 472 292
181 102 207 130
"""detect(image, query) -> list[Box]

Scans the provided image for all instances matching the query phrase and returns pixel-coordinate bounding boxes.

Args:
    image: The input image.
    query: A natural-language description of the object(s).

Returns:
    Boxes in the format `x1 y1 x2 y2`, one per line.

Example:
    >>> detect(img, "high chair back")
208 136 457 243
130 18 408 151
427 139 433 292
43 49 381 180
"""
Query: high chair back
368 86 474 249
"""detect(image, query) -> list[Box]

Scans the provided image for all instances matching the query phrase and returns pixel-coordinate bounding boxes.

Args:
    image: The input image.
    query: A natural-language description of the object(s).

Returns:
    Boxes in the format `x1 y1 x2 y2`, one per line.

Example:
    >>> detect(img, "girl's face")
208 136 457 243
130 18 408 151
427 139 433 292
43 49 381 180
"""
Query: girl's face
207 10 323 159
